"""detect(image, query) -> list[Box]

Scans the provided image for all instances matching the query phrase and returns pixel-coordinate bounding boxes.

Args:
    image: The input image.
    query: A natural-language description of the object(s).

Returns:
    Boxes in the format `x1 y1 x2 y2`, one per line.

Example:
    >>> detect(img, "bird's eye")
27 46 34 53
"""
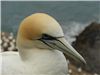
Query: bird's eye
41 34 56 40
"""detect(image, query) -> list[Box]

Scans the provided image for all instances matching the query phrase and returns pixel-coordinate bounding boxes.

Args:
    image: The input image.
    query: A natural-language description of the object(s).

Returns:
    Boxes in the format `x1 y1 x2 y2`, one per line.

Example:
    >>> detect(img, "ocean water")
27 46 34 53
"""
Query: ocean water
1 1 100 43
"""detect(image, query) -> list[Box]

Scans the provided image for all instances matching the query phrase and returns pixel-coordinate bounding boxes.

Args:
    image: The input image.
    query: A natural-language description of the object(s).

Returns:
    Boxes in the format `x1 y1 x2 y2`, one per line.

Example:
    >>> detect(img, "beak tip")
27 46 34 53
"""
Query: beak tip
82 58 87 65
79 56 86 65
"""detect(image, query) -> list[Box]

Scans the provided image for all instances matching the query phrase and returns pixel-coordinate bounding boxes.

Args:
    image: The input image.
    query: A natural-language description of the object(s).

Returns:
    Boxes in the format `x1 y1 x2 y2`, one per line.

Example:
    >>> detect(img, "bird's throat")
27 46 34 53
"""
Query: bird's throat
18 48 68 74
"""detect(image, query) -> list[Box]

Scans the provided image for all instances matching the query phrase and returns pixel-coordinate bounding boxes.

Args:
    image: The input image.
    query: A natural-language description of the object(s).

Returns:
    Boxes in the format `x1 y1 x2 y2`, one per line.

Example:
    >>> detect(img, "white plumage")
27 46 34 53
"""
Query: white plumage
1 13 85 75
1 50 68 75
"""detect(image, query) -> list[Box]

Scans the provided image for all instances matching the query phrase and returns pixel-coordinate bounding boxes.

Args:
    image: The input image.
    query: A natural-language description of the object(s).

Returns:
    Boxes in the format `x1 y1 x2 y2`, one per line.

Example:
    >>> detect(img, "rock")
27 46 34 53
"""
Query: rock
72 22 100 74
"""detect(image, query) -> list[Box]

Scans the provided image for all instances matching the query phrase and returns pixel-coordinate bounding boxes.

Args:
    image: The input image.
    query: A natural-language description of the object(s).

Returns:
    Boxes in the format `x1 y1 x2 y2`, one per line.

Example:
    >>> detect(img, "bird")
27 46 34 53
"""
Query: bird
1 13 86 75
0 32 17 52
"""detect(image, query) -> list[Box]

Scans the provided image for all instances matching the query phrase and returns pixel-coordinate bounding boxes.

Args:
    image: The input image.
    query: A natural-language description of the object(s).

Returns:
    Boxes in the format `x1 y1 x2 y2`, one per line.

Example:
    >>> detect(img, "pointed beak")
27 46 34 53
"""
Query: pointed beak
41 37 86 65
57 38 86 64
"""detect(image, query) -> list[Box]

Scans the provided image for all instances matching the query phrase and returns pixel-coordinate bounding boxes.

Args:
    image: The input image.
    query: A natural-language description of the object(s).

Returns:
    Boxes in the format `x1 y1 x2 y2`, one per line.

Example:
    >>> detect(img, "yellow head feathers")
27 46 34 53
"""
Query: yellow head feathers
17 13 63 40
16 13 86 65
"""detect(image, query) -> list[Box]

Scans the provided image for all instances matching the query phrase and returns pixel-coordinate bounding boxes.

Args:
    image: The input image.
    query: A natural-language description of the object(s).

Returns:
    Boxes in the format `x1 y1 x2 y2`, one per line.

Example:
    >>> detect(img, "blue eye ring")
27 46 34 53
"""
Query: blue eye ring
41 34 56 40
38 34 64 41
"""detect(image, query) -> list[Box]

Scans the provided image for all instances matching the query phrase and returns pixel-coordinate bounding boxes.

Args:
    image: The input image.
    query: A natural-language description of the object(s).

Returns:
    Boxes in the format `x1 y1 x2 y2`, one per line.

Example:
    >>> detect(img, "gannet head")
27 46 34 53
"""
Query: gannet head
17 13 86 64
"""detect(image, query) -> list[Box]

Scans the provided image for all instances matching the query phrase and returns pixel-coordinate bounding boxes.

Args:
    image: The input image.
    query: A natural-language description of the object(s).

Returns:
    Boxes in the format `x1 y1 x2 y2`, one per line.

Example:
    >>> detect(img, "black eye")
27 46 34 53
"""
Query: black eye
41 34 56 40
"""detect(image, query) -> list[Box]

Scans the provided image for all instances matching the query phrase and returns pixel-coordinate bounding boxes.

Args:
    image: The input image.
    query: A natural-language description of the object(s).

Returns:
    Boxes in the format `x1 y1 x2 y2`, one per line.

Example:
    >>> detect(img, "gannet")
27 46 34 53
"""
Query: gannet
1 13 86 75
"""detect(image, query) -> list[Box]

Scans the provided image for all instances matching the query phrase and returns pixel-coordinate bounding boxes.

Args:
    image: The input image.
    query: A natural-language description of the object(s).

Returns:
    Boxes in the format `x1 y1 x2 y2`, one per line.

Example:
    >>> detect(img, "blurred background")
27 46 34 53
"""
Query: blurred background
1 1 100 42
1 1 100 75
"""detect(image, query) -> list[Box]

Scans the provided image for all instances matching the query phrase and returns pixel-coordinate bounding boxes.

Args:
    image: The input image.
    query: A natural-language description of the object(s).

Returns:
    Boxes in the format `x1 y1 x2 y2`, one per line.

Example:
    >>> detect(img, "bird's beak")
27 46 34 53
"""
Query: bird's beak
41 37 86 65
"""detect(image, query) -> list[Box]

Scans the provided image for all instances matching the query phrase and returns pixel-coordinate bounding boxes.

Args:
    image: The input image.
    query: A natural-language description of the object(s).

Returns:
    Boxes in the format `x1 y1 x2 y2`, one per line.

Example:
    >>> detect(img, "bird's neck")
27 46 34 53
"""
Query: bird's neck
18 48 68 74
16 37 68 74
19 48 64 62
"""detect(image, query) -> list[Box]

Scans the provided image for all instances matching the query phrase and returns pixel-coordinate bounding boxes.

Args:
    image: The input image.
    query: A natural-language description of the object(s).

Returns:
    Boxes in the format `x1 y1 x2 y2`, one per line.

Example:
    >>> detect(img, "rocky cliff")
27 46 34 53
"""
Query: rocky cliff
72 22 100 74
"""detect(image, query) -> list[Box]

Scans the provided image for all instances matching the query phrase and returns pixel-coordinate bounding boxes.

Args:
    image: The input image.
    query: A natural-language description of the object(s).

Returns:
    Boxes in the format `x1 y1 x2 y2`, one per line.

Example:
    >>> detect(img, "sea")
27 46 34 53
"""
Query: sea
1 1 100 43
